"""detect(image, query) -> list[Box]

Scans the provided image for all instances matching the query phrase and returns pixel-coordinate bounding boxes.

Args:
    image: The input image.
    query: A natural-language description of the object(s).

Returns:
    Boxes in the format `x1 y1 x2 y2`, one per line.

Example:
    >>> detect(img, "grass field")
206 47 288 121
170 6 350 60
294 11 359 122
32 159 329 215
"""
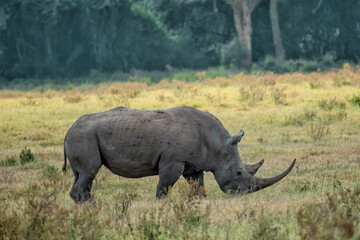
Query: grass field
1 65 360 239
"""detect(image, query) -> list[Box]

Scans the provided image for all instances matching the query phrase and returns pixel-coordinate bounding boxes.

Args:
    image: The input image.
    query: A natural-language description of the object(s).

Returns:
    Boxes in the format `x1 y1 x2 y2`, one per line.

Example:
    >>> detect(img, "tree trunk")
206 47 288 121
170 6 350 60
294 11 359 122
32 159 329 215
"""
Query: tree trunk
228 0 262 70
270 0 285 60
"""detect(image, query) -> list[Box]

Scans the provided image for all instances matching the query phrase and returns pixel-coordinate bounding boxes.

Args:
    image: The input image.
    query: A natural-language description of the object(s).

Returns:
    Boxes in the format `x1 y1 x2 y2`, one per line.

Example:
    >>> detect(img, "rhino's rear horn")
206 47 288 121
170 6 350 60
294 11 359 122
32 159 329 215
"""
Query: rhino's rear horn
252 159 296 192
245 159 264 175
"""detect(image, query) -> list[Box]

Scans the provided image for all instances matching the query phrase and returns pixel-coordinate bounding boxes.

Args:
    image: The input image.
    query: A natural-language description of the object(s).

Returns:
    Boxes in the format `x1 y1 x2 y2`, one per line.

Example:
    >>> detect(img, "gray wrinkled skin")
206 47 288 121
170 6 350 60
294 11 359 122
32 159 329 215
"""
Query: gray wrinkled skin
63 106 294 203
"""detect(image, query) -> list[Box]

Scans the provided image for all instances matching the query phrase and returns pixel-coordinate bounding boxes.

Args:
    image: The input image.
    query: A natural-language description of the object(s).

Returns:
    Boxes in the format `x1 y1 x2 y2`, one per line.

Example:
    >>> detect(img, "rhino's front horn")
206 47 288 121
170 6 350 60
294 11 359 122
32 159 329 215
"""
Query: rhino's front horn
245 159 264 175
252 159 296 192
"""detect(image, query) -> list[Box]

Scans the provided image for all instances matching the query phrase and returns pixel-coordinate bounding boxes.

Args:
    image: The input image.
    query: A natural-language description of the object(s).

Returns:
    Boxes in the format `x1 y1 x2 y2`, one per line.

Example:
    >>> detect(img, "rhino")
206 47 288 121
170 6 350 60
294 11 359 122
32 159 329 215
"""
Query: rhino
63 106 295 203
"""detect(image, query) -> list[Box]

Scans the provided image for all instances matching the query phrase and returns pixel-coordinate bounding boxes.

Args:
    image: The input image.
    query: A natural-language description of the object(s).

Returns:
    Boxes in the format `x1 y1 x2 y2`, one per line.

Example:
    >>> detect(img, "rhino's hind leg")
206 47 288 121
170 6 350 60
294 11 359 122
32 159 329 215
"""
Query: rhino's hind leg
67 141 102 203
183 171 206 197
77 173 96 203
69 168 80 202
156 161 185 199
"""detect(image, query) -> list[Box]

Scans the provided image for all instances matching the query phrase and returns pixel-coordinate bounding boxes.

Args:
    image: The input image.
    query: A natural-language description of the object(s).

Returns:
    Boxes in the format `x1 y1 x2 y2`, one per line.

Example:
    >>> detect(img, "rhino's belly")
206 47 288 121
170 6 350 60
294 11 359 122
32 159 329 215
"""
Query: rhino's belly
99 143 159 178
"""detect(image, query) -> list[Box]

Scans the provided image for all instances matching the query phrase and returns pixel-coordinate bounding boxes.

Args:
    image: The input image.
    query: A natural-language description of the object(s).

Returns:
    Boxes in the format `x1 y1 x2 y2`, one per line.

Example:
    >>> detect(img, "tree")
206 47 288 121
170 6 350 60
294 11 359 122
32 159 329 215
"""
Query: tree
269 0 285 60
227 0 262 69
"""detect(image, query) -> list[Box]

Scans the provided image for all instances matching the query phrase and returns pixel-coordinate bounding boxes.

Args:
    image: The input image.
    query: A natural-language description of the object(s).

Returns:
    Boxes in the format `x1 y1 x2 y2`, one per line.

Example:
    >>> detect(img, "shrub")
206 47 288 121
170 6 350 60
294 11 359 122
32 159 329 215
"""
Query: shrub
1 156 17 166
281 134 290 144
0 170 16 184
297 185 360 239
171 72 199 82
256 56 327 73
308 124 330 142
309 82 324 89
250 207 288 240
318 98 346 111
63 91 83 103
271 87 287 105
20 94 39 106
19 147 35 165
333 76 352 87
221 38 244 68
299 61 319 72
284 116 304 126
206 66 228 79
0 178 103 240
239 85 265 106
322 111 348 124
42 165 58 178
303 108 317 121
248 86 264 106
347 94 360 107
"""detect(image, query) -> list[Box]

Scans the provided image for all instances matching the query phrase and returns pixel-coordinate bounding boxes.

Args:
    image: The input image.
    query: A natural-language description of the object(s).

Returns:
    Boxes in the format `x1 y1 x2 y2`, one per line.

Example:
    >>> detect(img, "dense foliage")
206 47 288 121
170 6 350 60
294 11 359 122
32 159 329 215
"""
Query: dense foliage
0 0 359 80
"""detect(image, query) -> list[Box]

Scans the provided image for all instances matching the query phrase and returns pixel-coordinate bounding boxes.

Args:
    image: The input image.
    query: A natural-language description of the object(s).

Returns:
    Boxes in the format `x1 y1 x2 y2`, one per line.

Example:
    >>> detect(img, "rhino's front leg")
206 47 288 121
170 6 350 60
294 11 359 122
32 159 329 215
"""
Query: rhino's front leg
183 171 206 197
156 161 185 199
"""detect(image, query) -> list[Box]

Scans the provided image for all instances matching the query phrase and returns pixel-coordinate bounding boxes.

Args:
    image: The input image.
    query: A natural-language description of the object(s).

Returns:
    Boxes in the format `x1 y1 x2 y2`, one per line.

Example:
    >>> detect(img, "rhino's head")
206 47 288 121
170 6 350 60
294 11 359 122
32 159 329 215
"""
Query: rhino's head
213 130 296 194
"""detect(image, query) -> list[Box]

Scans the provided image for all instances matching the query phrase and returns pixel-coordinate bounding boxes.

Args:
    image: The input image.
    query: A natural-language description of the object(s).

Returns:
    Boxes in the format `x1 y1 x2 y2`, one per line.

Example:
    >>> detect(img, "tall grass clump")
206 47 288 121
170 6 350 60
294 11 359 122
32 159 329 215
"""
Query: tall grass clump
1 156 17 166
239 86 264 106
318 98 346 111
347 94 360 107
0 177 101 239
271 87 287 105
251 208 288 240
297 185 360 239
128 182 211 239
308 124 330 142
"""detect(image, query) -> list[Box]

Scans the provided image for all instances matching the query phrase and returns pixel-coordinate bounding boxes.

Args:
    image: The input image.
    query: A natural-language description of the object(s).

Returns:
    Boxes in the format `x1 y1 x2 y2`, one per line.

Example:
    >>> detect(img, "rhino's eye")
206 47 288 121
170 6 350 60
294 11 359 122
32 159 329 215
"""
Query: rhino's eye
237 170 242 176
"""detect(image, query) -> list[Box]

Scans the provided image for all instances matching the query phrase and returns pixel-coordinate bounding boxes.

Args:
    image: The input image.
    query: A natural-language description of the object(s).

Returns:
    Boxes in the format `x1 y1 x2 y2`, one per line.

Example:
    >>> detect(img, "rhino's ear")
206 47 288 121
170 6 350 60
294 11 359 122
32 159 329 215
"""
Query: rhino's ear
226 130 244 146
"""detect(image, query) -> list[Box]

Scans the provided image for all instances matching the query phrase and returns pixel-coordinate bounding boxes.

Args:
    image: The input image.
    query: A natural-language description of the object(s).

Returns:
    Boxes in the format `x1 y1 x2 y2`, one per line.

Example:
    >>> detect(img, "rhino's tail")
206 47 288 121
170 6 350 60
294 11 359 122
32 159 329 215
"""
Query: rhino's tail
62 147 67 174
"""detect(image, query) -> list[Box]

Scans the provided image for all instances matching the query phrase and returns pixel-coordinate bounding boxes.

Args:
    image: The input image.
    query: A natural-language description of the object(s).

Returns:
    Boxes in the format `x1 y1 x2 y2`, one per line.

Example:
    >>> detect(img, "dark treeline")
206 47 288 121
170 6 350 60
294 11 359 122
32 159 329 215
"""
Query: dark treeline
0 0 359 80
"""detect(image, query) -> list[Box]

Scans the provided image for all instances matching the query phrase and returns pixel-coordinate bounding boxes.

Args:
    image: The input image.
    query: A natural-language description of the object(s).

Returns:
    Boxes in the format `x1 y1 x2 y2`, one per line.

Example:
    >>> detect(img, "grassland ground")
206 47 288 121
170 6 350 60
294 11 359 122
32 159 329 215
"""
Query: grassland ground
1 65 360 239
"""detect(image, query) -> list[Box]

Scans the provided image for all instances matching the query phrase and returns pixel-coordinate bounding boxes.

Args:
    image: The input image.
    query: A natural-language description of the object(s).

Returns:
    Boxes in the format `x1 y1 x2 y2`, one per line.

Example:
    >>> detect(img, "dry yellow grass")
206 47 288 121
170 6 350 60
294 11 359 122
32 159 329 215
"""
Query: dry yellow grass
1 65 360 239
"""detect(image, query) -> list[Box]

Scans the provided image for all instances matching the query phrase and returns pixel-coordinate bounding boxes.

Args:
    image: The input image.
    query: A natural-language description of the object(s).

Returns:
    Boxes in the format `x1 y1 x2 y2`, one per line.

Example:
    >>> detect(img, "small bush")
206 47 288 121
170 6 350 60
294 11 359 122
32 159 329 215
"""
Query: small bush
284 116 304 126
129 76 152 85
20 94 39 106
256 56 327 73
171 72 199 82
1 156 17 166
333 76 352 87
297 185 360 239
156 93 174 103
0 170 16 184
206 66 228 79
309 82 319 89
239 86 264 106
347 94 360 107
281 134 290 144
318 98 346 111
308 124 330 142
19 147 35 165
257 137 267 144
0 178 103 240
42 165 58 178
322 111 348 124
295 180 317 193
299 61 319 72
221 38 244 68
250 207 287 240
63 91 83 103
303 108 317 121
271 87 287 105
